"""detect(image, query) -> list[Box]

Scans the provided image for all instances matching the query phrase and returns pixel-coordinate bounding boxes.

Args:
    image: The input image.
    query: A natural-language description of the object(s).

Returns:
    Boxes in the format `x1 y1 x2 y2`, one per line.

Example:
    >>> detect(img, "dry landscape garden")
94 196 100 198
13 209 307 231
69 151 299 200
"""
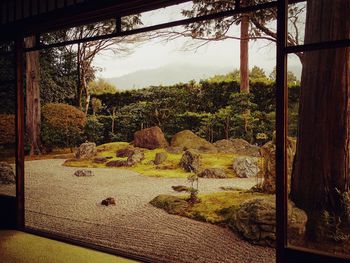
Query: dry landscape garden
0 0 349 262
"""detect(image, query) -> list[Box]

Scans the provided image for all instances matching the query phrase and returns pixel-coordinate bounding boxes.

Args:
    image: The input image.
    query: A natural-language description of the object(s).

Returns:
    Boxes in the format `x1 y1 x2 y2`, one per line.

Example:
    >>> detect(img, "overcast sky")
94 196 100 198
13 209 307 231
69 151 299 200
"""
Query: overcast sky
93 2 302 79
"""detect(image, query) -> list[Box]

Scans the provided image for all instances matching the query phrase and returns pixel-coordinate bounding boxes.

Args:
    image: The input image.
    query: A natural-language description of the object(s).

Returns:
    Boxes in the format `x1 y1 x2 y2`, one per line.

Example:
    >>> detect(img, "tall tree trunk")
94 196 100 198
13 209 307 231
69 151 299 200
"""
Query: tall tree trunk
76 43 83 109
25 36 42 155
240 12 249 93
291 0 350 241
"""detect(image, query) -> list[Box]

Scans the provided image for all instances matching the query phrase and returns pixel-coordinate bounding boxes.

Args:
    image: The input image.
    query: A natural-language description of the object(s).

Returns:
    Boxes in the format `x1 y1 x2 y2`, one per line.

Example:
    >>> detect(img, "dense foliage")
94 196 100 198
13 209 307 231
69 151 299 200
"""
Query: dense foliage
41 103 86 150
89 76 300 145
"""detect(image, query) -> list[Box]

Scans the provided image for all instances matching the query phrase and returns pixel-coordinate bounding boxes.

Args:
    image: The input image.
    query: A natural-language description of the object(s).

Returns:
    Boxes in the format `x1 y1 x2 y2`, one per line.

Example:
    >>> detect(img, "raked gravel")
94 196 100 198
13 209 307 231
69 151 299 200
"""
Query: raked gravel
1 159 275 263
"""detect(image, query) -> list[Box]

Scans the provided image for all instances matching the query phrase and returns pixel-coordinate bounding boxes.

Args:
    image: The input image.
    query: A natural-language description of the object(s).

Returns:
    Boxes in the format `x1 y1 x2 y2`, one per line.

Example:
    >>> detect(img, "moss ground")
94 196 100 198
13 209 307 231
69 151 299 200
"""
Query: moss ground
150 190 272 224
64 142 263 179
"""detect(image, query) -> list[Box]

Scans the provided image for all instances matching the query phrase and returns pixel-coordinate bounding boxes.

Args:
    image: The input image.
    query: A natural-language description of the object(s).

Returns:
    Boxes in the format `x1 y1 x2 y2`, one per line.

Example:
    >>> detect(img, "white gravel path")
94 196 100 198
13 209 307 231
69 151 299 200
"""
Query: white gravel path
2 159 275 262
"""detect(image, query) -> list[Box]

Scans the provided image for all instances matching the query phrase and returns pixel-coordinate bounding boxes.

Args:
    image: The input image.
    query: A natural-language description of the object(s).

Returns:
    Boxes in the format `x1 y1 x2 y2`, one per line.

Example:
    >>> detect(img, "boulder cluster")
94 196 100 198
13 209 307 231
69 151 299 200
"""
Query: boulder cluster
73 126 297 193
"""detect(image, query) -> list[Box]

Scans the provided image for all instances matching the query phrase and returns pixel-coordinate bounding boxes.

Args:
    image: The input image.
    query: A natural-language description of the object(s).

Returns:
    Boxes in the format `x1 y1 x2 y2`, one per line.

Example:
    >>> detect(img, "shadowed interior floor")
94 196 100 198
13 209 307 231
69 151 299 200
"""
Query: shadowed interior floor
0 230 137 263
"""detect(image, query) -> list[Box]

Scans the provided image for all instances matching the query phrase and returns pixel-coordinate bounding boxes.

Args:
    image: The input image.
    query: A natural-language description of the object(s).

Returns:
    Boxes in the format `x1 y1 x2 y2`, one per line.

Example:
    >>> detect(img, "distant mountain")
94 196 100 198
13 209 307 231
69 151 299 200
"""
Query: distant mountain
104 63 302 90
105 63 232 90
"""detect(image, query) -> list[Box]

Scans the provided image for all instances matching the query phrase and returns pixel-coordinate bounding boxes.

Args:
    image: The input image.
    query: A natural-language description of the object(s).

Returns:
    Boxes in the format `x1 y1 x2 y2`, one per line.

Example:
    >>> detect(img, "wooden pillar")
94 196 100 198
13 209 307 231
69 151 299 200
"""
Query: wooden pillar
276 0 288 262
15 36 25 230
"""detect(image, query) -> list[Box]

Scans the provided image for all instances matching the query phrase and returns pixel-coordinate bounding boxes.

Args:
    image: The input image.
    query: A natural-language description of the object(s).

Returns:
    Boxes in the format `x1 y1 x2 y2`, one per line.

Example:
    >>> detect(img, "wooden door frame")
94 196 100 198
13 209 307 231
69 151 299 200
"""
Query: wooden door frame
9 1 350 262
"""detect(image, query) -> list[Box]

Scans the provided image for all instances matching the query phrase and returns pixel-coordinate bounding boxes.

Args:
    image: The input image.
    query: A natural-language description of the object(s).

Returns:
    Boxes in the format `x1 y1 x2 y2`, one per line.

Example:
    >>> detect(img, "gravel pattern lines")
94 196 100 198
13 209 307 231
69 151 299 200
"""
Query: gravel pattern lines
1 159 275 263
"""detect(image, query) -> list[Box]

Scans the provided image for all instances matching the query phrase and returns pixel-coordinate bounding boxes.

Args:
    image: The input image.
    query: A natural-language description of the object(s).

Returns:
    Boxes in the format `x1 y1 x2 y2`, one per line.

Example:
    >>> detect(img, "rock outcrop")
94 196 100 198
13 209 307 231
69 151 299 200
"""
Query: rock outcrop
260 137 296 194
232 157 259 178
75 142 97 159
133 126 168 150
231 198 307 247
179 150 201 173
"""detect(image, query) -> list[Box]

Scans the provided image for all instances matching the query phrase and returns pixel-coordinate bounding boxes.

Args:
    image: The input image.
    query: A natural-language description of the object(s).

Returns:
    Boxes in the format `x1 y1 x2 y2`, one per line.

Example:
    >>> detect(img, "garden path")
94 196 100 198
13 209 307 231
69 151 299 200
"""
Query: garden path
23 159 275 263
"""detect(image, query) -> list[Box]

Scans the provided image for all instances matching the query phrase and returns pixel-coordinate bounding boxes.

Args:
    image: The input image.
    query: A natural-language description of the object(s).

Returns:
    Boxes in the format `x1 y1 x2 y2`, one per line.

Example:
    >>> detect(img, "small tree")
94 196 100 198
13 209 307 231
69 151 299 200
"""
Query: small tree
41 103 86 152
91 97 102 115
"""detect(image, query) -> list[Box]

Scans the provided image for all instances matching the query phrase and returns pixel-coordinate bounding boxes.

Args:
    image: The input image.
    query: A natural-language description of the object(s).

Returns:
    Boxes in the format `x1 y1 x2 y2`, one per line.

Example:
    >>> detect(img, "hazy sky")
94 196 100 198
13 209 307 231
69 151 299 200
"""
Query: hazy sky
93 2 302 79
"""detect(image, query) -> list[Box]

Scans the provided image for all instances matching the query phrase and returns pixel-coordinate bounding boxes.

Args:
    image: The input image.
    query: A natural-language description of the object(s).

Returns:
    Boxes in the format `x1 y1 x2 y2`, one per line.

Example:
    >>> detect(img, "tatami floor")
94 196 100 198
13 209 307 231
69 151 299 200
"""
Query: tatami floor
0 230 138 263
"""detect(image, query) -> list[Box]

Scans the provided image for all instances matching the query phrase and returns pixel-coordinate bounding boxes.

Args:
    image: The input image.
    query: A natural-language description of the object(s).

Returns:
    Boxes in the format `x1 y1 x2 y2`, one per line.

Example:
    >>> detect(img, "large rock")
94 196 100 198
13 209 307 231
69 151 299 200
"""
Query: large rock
260 137 296 194
232 157 259 178
214 138 260 157
133 126 168 150
197 168 227 179
154 152 167 165
171 130 217 153
75 142 97 159
231 198 307 247
179 150 201 173
0 162 15 184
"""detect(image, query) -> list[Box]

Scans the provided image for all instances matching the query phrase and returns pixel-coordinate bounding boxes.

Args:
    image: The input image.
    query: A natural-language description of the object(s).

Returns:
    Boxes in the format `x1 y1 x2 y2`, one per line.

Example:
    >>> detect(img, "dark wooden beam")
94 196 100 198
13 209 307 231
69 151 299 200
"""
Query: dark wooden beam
15 35 25 230
276 0 287 262
24 1 278 52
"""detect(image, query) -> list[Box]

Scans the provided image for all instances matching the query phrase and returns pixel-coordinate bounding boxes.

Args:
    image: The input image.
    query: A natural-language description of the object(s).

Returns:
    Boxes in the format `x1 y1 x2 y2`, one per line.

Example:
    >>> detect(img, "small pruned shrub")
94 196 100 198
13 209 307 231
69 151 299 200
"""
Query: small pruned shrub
0 114 15 145
41 103 86 151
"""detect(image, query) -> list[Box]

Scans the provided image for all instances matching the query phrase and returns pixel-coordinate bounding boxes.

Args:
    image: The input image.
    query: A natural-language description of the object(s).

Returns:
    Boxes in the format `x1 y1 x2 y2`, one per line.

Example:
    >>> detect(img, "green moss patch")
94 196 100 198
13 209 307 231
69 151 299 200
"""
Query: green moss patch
150 191 270 224
63 142 261 178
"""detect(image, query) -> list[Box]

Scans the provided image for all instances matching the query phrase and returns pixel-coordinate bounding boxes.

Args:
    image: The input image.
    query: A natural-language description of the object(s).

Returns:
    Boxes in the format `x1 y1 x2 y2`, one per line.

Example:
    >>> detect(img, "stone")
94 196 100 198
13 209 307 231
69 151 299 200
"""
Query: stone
93 156 107 164
116 147 135 158
260 137 296 194
179 150 201 173
106 160 130 167
74 169 94 177
166 146 183 154
230 197 307 247
75 142 97 159
101 197 116 206
0 162 15 184
133 126 168 150
214 138 260 157
197 168 227 179
171 130 217 153
232 157 259 178
127 151 145 165
172 185 190 192
154 152 167 165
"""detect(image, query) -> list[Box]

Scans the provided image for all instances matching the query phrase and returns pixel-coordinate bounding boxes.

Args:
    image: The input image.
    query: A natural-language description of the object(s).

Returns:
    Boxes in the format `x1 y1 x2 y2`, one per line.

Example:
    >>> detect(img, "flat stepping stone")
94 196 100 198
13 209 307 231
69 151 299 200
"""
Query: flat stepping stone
74 169 94 177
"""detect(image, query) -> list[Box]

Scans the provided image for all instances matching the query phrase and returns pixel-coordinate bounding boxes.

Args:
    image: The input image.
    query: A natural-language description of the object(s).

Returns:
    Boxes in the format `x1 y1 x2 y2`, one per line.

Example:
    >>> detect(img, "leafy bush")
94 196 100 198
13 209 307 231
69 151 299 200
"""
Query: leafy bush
0 114 15 145
84 116 104 145
41 103 86 150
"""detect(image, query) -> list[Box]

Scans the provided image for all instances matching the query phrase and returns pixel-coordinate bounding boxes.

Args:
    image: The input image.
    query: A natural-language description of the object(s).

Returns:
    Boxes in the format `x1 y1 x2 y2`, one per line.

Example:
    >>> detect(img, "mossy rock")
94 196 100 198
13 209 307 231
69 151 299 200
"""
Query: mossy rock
226 197 307 247
171 130 217 153
150 195 190 215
